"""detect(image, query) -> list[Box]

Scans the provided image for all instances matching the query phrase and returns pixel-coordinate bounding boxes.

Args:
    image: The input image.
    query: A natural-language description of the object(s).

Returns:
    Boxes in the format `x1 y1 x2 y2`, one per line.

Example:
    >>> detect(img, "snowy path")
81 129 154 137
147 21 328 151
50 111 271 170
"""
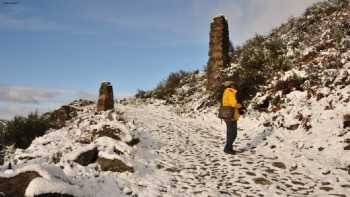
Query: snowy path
121 104 350 197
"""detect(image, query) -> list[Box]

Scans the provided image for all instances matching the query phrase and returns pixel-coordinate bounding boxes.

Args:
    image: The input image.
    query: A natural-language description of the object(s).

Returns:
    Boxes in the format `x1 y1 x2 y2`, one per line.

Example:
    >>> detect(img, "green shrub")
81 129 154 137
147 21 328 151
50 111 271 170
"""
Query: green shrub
151 70 191 99
305 0 349 17
135 89 147 99
2 112 50 149
226 34 290 103
332 23 350 45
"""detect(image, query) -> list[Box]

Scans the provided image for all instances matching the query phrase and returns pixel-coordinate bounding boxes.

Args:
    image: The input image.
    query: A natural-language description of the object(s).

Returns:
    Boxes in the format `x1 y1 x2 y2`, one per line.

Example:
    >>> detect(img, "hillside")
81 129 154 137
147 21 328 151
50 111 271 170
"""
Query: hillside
137 0 350 111
0 120 6 137
0 120 7 165
0 0 350 196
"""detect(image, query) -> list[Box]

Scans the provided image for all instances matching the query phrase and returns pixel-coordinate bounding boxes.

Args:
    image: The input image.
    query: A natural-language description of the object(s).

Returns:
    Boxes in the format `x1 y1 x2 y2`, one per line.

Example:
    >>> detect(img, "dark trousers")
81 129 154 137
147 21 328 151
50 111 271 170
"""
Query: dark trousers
224 120 237 151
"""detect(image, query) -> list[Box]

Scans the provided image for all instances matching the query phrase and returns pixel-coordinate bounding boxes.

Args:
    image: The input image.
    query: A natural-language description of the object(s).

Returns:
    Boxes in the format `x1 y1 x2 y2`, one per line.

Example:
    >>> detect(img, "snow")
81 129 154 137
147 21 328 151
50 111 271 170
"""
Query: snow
95 136 132 155
25 178 81 197
1 2 350 195
66 144 97 162
118 99 349 196
0 89 349 196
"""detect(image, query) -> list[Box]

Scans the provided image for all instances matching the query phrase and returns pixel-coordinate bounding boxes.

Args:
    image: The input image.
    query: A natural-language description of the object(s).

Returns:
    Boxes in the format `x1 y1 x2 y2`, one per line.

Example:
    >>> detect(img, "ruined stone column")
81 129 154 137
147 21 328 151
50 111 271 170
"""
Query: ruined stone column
97 82 114 111
206 15 230 91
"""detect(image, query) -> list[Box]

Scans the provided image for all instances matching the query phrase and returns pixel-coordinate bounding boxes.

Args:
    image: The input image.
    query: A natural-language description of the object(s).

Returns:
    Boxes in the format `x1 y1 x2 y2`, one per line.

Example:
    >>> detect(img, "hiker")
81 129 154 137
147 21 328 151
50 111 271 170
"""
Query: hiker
219 82 241 154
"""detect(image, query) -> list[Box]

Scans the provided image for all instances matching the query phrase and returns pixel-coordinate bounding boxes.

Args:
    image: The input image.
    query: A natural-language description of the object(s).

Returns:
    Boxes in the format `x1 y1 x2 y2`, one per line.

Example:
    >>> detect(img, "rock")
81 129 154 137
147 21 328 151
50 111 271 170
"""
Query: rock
319 186 333 191
272 162 287 169
343 114 350 128
253 177 272 185
289 164 298 171
206 15 230 91
50 152 63 164
48 105 79 129
94 125 122 141
256 96 271 110
73 146 98 166
287 124 299 130
263 121 272 127
344 144 350 150
322 169 331 175
126 138 140 146
70 99 94 107
34 193 74 197
0 171 41 197
97 155 134 173
93 124 136 145
97 82 114 112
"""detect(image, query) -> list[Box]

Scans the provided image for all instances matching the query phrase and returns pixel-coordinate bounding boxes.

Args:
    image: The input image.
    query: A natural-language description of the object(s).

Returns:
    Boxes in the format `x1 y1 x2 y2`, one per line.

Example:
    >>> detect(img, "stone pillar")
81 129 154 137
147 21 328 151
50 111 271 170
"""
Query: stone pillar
97 82 114 112
206 15 230 91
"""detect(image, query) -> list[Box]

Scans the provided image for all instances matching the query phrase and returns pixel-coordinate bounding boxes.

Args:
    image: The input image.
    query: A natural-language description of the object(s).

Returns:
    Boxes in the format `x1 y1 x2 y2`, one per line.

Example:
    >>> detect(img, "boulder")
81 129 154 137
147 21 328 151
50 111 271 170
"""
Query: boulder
97 82 114 112
93 124 136 145
0 171 41 196
272 162 287 169
344 114 350 129
33 193 74 197
97 154 133 173
48 105 79 129
1 165 80 197
94 125 122 141
72 146 98 166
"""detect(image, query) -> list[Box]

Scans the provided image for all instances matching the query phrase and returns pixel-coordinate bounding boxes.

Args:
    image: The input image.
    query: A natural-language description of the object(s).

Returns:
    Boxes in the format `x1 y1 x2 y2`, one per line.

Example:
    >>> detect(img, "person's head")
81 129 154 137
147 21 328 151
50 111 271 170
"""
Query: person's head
223 81 236 89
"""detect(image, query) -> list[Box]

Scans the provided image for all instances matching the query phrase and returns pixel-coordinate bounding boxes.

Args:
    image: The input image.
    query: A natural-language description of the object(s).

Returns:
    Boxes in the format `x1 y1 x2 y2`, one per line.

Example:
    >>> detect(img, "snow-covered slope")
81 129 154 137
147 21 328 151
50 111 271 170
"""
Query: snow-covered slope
1 0 350 196
1 93 349 196
0 102 142 196
0 120 6 127
120 102 350 196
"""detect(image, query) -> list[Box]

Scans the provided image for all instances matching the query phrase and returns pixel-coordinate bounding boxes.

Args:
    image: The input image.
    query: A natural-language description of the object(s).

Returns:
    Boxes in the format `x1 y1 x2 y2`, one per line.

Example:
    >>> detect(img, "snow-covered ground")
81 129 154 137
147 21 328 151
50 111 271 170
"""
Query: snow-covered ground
1 98 349 196
120 101 350 197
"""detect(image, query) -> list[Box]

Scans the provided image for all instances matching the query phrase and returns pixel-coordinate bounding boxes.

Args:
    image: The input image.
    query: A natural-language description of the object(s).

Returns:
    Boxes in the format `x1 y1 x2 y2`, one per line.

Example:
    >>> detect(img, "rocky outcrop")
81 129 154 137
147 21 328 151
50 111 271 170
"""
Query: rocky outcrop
0 171 41 197
206 15 230 91
344 114 350 128
94 125 123 141
97 82 114 112
48 105 80 129
0 165 82 197
34 193 74 197
97 156 134 173
73 146 98 166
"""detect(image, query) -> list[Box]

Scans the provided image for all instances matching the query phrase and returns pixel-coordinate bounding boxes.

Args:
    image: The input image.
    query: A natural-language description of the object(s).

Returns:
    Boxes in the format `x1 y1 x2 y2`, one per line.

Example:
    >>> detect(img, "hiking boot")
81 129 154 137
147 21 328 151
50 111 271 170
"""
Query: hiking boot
224 149 236 155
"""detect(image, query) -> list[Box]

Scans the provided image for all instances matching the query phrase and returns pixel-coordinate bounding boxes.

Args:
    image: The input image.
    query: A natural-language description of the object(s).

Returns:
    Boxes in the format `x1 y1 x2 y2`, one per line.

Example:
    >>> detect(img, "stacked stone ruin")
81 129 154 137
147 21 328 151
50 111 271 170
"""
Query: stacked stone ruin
206 15 230 91
97 82 114 111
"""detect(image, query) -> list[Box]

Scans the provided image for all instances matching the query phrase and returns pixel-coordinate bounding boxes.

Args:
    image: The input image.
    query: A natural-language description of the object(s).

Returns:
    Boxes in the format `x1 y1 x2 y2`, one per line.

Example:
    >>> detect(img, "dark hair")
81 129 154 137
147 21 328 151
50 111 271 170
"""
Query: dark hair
226 83 236 89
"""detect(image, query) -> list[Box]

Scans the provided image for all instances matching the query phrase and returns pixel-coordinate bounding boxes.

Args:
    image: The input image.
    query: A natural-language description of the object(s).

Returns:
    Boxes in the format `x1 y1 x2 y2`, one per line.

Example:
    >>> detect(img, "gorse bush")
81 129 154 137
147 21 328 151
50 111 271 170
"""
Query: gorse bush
332 22 350 45
305 0 349 17
0 122 6 164
151 70 191 99
1 112 50 149
225 34 291 103
135 89 147 99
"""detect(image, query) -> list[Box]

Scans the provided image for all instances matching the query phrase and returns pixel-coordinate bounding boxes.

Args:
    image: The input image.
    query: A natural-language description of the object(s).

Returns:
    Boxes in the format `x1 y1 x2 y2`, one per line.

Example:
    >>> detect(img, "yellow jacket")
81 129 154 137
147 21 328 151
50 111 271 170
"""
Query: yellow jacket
222 88 240 121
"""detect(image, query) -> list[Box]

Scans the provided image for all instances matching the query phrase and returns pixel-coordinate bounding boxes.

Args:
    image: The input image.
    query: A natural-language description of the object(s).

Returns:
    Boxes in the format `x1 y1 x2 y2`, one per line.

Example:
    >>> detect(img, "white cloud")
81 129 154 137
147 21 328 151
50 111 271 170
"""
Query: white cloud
0 104 52 120
192 0 322 44
0 84 133 119
0 84 71 104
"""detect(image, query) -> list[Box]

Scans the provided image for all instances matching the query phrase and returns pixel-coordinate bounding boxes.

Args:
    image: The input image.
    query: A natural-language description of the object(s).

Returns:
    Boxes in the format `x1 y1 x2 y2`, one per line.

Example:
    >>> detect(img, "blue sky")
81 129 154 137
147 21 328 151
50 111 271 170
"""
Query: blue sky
0 0 320 119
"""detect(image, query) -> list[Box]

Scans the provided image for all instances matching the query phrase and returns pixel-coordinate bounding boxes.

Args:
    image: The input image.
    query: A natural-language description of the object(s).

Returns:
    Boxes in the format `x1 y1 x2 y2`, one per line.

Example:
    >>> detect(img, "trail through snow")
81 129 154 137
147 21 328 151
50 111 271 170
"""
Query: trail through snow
121 104 350 197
